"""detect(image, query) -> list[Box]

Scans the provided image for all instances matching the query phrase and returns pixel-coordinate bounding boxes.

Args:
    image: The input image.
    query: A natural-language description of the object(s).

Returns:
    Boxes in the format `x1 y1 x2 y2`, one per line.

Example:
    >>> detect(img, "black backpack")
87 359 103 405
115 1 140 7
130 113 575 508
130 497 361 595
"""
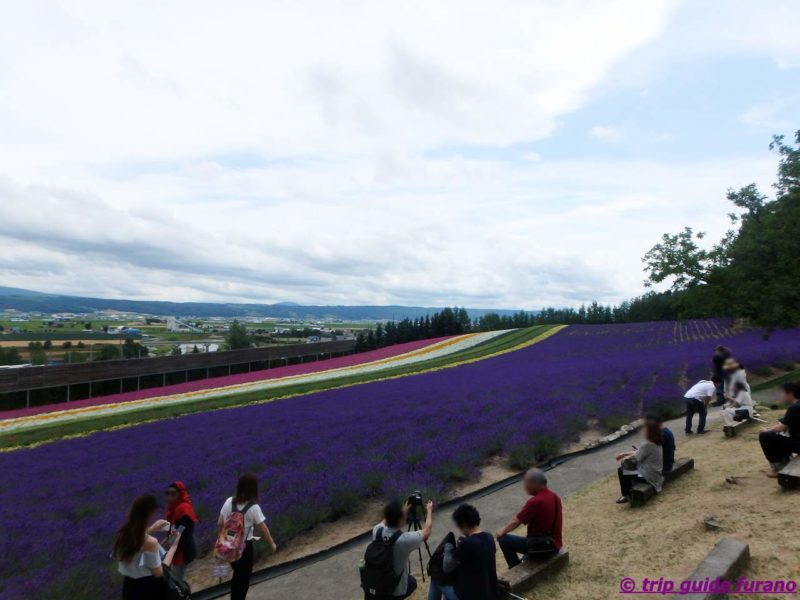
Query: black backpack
361 527 403 598
427 531 456 587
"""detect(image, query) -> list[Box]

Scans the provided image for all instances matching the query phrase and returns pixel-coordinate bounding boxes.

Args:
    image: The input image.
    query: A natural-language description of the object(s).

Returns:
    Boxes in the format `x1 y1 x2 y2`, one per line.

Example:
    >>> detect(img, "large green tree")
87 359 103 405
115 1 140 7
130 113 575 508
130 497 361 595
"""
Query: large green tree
642 130 800 327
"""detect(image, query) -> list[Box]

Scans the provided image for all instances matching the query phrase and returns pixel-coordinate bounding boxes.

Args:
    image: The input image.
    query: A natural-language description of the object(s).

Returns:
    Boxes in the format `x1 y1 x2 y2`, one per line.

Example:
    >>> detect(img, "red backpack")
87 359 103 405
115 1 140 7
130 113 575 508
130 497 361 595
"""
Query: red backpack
214 501 254 562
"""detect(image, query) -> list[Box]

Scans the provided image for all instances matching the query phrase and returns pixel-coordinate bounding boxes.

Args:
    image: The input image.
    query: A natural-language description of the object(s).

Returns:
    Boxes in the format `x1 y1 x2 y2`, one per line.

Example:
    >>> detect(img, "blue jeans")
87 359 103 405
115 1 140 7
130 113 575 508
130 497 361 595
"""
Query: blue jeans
499 533 529 568
427 581 459 600
396 575 417 599
714 378 725 405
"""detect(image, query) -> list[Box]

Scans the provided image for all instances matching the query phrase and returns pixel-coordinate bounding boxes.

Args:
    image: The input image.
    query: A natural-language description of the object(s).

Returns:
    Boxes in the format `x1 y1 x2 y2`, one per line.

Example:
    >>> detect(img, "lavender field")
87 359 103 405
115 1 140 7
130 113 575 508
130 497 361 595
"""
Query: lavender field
2 321 799 599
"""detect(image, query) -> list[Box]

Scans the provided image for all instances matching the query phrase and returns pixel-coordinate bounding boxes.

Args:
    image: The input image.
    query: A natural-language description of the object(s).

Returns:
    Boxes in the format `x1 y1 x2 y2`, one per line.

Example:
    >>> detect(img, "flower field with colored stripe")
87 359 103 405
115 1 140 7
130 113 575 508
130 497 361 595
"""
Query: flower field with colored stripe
2 321 799 599
0 331 508 433
0 336 454 421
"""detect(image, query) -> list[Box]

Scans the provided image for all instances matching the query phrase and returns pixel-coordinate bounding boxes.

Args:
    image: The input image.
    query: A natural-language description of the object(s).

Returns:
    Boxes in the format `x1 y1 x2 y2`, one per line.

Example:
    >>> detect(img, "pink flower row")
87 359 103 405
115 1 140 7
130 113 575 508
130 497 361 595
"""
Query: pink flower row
1 337 452 420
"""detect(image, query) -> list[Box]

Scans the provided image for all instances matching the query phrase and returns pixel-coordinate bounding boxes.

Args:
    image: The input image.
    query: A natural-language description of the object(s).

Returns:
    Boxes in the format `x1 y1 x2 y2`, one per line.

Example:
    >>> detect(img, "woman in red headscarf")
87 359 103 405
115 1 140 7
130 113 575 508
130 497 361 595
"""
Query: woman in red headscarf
165 481 199 583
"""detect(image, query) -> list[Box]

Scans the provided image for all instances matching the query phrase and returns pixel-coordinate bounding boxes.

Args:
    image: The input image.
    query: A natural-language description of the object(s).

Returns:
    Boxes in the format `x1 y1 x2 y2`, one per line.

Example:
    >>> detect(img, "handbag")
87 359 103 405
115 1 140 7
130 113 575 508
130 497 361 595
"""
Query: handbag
525 495 560 558
161 565 192 600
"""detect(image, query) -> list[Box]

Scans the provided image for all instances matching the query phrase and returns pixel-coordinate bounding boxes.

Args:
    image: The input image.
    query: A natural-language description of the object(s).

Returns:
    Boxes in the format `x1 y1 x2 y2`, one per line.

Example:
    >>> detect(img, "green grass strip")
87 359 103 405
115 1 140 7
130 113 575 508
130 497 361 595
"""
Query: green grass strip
752 368 800 392
0 325 561 450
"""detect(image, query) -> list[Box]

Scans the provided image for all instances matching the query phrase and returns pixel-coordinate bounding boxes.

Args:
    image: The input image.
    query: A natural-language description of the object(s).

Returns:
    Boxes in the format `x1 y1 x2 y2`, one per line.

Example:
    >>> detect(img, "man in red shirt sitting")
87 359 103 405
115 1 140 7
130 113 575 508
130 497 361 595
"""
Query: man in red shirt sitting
494 468 563 568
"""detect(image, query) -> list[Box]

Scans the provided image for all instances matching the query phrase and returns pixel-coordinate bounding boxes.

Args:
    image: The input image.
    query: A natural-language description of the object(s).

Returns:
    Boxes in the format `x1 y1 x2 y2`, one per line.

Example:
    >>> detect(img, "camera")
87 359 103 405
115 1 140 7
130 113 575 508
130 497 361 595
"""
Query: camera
407 490 423 507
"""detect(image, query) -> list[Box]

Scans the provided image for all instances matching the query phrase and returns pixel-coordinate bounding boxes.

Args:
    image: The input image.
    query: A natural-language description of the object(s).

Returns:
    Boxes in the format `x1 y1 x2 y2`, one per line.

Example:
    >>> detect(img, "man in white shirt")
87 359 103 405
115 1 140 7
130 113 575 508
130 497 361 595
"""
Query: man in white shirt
684 377 721 434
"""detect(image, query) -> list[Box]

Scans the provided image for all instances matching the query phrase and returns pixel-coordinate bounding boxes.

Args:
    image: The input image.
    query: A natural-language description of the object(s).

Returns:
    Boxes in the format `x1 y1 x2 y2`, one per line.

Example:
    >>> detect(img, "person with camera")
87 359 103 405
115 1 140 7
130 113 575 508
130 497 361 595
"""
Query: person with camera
363 496 433 599
428 504 498 600
494 468 563 568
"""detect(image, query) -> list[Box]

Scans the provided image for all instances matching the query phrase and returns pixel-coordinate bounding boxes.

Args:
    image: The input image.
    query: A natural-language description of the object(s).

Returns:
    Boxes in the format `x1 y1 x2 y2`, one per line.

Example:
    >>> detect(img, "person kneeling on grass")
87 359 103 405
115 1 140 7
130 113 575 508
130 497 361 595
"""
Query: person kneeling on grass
722 381 755 426
428 504 499 600
494 468 563 568
615 420 663 504
759 382 800 477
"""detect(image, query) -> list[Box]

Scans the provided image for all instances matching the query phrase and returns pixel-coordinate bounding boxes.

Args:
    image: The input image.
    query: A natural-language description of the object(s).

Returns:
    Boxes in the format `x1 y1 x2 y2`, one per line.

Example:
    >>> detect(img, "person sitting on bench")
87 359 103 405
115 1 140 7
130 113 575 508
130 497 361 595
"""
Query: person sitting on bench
722 381 754 426
683 377 721 434
494 468 563 568
646 413 674 474
759 382 800 477
615 420 663 504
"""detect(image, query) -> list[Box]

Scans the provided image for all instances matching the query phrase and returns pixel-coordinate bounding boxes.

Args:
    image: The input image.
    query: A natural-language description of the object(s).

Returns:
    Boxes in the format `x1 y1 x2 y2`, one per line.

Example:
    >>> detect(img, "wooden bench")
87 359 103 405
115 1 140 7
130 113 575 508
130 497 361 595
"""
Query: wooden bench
498 549 569 594
778 455 800 490
630 457 694 508
668 538 750 600
723 417 752 438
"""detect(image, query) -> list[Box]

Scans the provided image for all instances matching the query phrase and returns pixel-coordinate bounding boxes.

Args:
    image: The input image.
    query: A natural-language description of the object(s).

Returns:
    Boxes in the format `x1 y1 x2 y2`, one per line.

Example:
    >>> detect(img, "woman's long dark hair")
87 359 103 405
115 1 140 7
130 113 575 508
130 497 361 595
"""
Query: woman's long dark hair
234 473 259 504
113 494 158 563
644 421 663 446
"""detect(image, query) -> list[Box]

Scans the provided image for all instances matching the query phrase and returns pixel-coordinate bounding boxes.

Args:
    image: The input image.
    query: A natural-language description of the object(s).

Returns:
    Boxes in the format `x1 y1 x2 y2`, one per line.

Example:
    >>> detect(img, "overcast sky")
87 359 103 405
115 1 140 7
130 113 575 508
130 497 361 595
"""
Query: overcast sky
1 1 799 309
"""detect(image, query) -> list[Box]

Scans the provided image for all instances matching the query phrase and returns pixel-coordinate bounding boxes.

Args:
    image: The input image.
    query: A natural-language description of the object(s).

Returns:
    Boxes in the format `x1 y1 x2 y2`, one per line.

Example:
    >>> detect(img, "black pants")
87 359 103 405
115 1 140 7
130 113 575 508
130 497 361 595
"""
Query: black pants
231 540 254 600
122 576 162 600
759 432 800 465
618 466 647 497
685 398 707 433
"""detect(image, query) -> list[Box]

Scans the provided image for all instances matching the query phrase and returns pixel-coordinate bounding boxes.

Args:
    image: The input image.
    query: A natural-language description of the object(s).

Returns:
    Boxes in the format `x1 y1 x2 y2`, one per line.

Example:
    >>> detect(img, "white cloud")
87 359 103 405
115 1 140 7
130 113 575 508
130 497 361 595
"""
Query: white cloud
0 0 794 309
590 126 623 142
740 95 800 130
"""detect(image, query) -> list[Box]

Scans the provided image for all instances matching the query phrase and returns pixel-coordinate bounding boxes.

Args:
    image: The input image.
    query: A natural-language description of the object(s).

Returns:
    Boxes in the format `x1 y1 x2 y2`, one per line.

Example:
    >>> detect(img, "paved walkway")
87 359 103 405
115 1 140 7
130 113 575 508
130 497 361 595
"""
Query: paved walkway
246 405 739 600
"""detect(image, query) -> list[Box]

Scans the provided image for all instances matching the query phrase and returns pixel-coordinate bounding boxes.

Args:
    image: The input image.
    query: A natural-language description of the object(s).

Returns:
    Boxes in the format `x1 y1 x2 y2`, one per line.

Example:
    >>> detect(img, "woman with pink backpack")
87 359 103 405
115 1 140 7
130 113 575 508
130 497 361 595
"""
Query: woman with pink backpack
216 473 278 600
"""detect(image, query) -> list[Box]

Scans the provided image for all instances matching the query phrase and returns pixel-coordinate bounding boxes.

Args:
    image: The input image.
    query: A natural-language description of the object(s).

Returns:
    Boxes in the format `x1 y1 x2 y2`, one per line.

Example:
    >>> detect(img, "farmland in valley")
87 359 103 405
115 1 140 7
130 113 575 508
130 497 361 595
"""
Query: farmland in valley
1 320 799 599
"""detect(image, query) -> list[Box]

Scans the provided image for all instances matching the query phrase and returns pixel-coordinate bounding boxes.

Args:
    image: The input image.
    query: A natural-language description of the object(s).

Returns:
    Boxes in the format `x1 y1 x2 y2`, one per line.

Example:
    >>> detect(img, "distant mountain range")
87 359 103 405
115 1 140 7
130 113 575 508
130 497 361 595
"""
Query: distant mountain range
0 287 528 321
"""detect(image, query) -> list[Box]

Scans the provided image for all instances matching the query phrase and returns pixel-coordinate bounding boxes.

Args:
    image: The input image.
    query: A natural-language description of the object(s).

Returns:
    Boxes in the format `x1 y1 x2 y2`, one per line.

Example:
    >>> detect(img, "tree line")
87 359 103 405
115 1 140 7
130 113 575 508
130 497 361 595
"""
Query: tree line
354 307 471 351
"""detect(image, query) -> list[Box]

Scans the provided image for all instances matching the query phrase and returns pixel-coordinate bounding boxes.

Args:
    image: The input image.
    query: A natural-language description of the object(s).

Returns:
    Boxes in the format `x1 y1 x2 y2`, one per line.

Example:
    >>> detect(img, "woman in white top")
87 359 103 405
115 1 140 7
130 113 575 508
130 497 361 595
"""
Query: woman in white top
218 473 278 600
723 381 755 425
113 494 168 600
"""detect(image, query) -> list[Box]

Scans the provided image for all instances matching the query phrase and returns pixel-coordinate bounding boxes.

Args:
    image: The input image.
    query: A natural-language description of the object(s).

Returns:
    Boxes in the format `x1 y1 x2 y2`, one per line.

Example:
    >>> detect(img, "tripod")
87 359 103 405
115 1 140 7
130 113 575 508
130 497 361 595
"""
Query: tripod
406 505 432 582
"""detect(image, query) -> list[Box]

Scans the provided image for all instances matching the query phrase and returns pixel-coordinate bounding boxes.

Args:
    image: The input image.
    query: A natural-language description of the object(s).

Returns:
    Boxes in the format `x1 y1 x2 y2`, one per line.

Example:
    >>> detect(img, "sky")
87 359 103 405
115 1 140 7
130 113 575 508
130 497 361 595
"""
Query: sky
1 0 799 309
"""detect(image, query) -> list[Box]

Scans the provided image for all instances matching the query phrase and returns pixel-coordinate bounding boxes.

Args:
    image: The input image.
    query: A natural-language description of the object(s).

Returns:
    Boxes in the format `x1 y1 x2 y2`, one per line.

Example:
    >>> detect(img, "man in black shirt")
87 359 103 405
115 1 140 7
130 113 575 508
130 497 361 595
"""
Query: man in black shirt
759 382 800 476
435 504 499 600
